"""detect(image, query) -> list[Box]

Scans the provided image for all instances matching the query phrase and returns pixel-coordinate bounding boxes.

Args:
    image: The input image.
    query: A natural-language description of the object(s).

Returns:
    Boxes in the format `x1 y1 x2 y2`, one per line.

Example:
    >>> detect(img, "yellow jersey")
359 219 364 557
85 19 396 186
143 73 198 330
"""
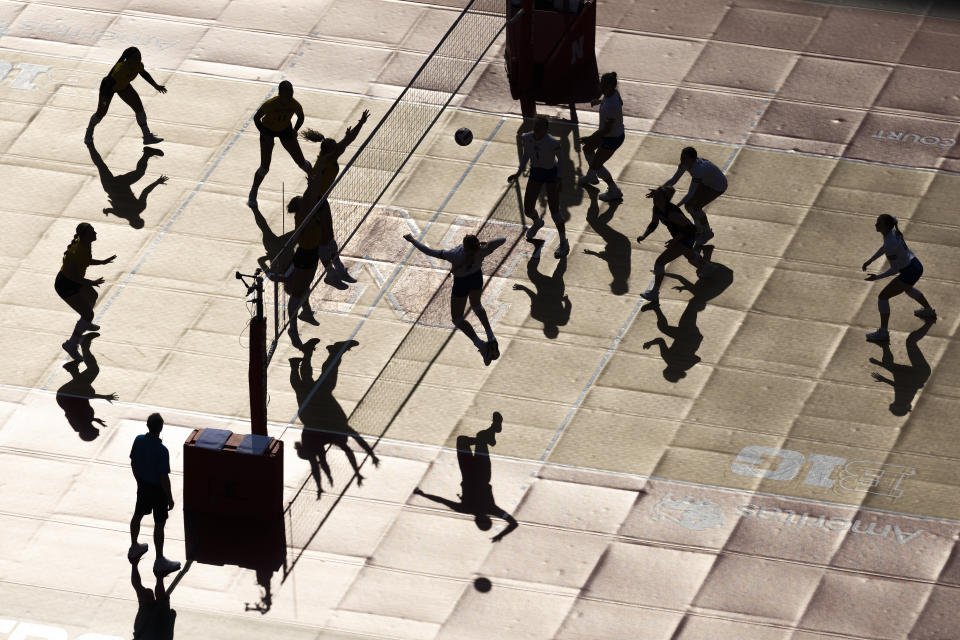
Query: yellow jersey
109 60 144 91
259 96 304 133
60 242 92 282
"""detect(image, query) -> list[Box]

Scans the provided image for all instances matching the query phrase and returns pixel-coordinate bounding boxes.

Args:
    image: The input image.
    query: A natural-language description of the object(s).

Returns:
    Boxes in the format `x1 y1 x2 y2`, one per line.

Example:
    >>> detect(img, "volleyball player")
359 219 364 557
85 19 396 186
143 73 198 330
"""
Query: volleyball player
85 47 166 146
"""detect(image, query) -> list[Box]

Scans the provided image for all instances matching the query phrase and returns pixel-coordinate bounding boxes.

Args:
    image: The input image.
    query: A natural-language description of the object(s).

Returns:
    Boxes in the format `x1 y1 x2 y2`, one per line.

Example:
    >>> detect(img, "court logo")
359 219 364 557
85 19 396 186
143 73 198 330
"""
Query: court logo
651 495 725 531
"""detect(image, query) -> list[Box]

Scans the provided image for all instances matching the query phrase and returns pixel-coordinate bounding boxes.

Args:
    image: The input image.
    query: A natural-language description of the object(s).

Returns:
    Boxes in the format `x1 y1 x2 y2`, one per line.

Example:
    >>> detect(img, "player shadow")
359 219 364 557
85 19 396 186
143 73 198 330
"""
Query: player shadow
413 412 518 542
512 239 570 339
582 193 629 294
870 320 934 416
249 202 296 278
642 267 733 382
291 339 379 497
131 562 176 639
55 333 117 440
87 140 166 229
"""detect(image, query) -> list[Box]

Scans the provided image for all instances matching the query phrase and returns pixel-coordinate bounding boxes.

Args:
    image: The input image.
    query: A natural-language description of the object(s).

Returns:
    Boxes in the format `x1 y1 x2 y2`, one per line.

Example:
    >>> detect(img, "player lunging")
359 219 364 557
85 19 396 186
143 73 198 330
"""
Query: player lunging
661 146 727 248
636 186 717 305
509 115 568 258
85 47 166 146
862 214 936 343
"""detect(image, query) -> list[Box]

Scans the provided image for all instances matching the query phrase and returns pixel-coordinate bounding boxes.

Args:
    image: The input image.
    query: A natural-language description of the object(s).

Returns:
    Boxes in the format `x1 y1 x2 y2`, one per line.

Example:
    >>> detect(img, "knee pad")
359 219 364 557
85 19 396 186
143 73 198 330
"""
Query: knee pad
878 298 891 314
906 287 924 302
653 263 666 277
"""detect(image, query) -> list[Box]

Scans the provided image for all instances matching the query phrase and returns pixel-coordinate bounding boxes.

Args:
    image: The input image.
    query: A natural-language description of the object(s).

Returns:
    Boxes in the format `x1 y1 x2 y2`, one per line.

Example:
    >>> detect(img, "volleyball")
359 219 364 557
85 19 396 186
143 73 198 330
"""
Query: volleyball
455 127 473 146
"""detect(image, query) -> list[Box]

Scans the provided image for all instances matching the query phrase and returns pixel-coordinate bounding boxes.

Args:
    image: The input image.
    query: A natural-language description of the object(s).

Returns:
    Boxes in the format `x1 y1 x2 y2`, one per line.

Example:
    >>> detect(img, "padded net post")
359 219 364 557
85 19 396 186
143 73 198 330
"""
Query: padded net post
249 313 268 437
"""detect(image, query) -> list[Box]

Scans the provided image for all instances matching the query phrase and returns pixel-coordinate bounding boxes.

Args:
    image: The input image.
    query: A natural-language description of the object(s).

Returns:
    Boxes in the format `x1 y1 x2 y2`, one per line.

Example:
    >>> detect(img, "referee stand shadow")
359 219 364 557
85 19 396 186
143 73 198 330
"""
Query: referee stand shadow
56 332 117 440
641 266 733 382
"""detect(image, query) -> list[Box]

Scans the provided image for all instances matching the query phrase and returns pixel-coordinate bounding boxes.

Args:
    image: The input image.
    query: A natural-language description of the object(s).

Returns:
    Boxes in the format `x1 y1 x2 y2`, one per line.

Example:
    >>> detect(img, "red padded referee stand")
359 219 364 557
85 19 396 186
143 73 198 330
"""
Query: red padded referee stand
183 430 284 571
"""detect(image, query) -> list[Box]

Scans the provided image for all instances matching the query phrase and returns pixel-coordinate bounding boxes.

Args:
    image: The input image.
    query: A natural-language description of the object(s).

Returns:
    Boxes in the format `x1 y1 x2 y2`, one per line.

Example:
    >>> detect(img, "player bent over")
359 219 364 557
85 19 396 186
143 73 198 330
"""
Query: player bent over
509 115 568 258
403 232 506 365
862 214 936 343
662 146 727 247
636 186 717 305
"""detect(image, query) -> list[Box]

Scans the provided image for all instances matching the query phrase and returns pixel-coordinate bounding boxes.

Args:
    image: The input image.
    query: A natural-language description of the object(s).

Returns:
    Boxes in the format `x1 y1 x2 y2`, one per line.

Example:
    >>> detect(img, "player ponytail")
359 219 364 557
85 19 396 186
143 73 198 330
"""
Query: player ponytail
301 128 325 144
64 223 93 261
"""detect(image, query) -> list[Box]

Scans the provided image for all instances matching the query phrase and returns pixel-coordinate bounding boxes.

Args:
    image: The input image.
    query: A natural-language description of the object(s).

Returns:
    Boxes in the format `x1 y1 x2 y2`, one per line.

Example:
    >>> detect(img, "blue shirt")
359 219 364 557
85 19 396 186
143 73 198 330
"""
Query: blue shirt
130 434 170 487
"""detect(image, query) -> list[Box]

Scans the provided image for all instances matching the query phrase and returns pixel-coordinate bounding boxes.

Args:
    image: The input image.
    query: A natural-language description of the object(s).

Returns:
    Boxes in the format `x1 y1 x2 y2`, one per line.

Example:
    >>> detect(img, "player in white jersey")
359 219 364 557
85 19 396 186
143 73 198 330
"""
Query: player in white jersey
404 232 506 365
862 214 936 343
579 72 625 203
662 146 727 247
509 116 568 258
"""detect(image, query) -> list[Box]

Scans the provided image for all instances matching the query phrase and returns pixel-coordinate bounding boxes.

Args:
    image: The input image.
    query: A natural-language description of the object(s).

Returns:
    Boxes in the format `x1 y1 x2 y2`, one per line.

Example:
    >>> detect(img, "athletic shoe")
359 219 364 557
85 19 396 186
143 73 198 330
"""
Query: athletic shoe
866 329 890 343
914 307 937 322
339 268 357 284
142 133 163 145
62 341 82 361
144 146 164 157
324 270 348 290
84 130 93 145
598 187 623 202
554 237 570 259
127 543 148 562
486 340 500 361
696 228 715 245
153 557 181 577
640 290 659 304
579 172 599 187
525 217 544 240
480 342 493 366
84 322 101 332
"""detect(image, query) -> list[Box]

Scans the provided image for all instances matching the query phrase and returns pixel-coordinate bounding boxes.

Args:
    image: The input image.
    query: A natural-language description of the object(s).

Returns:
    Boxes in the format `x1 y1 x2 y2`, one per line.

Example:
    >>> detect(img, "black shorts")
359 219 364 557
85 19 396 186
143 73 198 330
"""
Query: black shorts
452 270 483 297
134 483 168 523
55 272 82 300
262 126 296 142
293 246 320 269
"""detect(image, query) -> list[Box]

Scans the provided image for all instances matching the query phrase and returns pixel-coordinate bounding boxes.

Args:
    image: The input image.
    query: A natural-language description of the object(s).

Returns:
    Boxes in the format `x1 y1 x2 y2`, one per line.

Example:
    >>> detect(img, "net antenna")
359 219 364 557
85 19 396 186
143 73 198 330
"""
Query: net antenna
260 0 512 366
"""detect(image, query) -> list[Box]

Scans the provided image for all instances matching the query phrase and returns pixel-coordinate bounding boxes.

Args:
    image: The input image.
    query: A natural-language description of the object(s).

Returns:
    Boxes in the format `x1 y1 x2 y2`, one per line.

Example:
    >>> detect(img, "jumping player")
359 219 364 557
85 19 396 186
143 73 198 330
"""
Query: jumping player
248 81 313 209
85 47 166 146
508 115 568 258
862 214 936 343
300 109 371 283
636 186 716 304
55 223 116 360
580 71 624 203
284 196 324 350
661 146 727 247
403 232 506 365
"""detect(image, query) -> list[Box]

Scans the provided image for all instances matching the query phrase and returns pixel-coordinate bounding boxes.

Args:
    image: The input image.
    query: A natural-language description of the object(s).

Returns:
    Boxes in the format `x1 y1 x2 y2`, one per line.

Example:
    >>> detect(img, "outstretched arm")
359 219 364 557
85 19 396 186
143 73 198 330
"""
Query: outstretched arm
139 70 166 94
862 245 885 270
481 237 507 256
490 509 518 542
636 211 659 242
413 488 465 513
335 109 371 156
662 164 684 188
137 175 168 208
403 234 447 260
511 283 535 299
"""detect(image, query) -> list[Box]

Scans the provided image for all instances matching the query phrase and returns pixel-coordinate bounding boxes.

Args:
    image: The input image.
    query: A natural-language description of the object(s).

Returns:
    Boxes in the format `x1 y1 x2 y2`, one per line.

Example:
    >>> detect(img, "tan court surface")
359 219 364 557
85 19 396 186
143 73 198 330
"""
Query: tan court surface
1 0 960 638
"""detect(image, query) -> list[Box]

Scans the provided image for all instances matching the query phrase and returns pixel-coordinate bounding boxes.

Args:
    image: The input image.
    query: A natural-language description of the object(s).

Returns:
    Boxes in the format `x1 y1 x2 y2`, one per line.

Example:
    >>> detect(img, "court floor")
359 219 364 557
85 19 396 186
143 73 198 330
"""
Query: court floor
0 0 959 638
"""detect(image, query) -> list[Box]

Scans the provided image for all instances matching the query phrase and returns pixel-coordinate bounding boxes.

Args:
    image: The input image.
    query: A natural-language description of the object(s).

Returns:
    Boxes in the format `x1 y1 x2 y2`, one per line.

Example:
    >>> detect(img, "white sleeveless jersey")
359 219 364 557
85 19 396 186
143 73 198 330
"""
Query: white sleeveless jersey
599 91 624 138
521 132 561 170
882 228 915 272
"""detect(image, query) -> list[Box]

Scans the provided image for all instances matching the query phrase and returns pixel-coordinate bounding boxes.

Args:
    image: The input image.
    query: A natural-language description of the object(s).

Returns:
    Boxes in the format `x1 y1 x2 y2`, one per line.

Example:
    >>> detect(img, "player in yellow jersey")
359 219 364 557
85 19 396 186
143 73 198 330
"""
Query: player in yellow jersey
85 47 166 146
283 195 326 349
248 81 313 209
55 223 116 360
299 109 370 284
